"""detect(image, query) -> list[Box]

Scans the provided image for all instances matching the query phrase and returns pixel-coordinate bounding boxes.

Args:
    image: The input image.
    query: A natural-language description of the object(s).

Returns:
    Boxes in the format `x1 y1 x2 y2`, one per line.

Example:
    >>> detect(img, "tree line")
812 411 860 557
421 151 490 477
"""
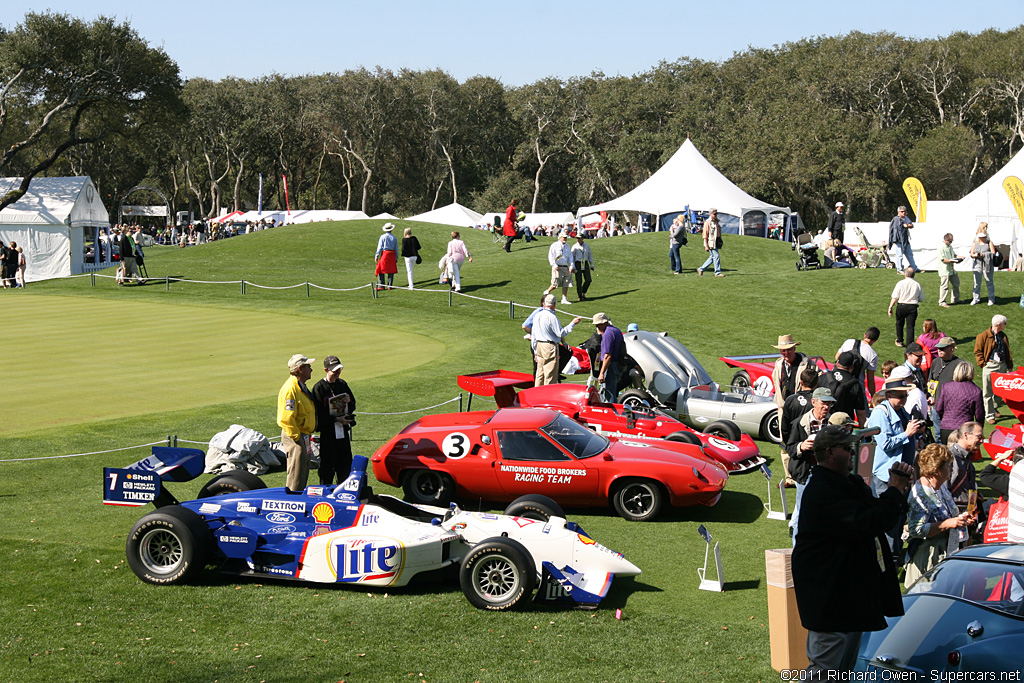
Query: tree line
2 12 1024 227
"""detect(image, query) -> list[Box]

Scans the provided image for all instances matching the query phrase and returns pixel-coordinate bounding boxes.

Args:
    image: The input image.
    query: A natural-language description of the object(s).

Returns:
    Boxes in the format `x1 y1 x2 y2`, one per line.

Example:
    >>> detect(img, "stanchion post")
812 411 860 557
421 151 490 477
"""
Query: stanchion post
306 281 310 298
90 273 95 287
241 279 246 295
459 394 464 412
509 300 514 319
167 435 173 447
448 289 453 306
165 277 170 291
371 282 377 299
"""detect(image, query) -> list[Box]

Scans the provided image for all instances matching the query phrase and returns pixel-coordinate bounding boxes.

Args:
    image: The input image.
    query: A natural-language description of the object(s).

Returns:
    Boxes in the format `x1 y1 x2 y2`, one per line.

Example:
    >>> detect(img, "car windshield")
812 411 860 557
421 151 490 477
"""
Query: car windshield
909 558 1024 617
541 414 608 459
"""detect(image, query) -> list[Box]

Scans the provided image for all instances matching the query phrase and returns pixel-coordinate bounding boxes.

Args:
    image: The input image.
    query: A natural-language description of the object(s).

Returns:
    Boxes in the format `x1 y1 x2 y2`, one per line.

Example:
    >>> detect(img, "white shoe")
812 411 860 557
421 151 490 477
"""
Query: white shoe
971 299 979 305
560 298 572 305
988 300 995 306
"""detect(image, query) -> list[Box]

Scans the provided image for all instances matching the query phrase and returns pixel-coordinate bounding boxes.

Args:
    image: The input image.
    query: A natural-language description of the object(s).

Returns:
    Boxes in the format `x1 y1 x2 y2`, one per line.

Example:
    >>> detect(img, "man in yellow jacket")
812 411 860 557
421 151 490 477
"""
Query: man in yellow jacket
278 354 317 491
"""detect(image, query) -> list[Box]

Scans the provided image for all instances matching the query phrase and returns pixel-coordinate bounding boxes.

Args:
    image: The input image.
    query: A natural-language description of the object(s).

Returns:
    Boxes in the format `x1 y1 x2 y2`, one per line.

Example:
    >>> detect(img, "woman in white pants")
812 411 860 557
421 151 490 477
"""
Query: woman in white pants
445 231 472 292
401 227 422 289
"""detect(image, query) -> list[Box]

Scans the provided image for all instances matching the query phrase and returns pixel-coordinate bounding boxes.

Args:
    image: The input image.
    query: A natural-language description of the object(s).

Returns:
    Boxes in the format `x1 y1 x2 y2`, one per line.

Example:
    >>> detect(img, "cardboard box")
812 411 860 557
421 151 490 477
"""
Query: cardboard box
766 548 808 671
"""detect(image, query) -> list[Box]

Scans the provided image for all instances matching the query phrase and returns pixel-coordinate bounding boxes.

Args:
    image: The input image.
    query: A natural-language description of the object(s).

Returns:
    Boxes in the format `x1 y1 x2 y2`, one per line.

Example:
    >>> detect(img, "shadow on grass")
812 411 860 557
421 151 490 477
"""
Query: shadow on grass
574 289 639 302
552 489 766 524
724 579 762 591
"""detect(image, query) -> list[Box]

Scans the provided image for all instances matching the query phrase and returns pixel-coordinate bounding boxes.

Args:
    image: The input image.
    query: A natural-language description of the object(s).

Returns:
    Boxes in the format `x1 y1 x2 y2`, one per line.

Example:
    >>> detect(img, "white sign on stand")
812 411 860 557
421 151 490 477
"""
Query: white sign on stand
696 524 724 592
761 464 791 521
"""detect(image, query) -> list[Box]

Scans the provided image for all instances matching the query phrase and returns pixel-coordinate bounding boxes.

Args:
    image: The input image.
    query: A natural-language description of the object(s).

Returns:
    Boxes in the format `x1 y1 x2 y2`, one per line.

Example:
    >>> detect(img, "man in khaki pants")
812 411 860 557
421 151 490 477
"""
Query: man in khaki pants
278 354 317 491
771 334 811 486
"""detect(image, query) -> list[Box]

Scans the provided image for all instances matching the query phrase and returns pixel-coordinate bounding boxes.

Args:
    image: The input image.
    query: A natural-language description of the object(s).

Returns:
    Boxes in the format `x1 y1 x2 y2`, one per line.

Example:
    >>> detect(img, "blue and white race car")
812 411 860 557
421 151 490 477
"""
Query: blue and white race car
103 449 641 610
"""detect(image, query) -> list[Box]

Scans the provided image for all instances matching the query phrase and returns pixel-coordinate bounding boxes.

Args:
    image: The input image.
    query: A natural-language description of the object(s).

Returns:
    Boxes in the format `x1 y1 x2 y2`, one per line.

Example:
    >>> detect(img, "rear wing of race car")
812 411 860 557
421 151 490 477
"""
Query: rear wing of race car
457 370 535 409
103 447 206 508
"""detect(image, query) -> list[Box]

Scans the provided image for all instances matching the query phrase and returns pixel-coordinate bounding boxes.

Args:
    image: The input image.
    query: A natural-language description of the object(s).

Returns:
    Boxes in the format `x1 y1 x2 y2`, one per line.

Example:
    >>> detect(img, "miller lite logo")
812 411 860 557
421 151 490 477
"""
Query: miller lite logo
993 376 1024 391
333 539 401 582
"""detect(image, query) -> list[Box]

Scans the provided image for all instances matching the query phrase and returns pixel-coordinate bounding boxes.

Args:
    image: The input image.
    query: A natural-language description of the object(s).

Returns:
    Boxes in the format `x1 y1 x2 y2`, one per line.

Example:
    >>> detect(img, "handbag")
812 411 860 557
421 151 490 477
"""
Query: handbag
715 235 723 250
415 254 422 264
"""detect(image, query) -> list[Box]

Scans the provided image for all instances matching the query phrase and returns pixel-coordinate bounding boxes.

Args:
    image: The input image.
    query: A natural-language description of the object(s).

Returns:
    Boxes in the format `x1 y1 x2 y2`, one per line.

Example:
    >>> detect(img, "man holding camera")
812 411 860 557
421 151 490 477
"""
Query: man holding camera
312 355 357 487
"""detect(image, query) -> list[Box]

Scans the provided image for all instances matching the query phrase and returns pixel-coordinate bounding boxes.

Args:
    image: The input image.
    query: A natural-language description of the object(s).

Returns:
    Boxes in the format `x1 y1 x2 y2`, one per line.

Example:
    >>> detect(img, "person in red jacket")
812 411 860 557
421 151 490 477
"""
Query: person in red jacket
503 201 519 252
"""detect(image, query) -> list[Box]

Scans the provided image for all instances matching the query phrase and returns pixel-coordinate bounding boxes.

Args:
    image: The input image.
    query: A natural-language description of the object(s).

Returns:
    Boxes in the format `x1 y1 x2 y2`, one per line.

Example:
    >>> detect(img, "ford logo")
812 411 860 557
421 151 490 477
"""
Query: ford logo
267 525 296 534
266 512 295 524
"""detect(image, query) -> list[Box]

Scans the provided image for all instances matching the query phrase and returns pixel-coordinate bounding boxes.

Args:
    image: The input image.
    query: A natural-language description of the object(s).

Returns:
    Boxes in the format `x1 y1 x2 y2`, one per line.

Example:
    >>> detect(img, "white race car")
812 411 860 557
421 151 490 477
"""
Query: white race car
104 450 641 610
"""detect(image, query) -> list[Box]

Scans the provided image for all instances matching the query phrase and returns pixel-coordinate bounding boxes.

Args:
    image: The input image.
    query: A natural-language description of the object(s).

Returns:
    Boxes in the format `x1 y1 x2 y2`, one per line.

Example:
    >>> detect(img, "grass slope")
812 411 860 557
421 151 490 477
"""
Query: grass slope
2 220 1019 683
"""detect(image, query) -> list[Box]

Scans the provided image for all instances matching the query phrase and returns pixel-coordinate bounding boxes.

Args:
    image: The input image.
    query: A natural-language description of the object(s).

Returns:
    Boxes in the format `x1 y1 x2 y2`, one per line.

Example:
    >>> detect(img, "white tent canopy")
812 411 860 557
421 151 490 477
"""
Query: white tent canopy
852 148 1024 271
405 203 484 228
284 209 370 224
372 212 400 220
480 211 576 229
576 138 790 234
0 176 109 282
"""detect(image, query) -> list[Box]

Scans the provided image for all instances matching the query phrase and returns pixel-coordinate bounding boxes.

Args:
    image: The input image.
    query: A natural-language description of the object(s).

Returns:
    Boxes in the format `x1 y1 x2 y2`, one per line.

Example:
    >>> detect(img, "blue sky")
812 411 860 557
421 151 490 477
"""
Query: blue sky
6 1 1023 84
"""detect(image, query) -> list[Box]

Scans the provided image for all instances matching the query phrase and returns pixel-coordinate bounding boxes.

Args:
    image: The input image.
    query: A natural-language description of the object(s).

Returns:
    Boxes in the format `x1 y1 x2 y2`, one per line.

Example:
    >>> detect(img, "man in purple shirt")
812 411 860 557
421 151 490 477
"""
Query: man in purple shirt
593 313 625 403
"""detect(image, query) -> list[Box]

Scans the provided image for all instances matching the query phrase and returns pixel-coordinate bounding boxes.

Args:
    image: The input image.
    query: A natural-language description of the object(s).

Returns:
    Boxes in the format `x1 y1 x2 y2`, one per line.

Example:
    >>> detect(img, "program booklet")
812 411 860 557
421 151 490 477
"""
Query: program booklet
328 393 350 417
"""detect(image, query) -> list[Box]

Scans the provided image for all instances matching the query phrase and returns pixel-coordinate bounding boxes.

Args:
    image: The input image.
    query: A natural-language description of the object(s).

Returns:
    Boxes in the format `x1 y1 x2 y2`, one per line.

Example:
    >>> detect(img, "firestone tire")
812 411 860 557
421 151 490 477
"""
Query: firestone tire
761 411 782 444
730 370 751 391
197 470 267 498
126 506 212 585
403 469 455 506
503 494 565 521
618 390 656 410
460 538 536 611
611 479 665 522
702 420 743 442
664 430 702 446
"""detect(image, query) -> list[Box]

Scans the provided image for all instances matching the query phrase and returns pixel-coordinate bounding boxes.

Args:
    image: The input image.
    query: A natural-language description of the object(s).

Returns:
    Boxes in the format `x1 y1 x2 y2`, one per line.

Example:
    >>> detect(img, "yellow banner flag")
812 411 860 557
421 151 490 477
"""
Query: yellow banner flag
902 177 927 223
1003 176 1024 226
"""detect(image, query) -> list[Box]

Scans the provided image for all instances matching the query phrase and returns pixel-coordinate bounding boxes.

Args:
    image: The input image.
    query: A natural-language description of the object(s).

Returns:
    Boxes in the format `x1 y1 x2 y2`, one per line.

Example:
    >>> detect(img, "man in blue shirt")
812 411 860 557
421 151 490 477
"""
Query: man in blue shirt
887 206 917 271
867 376 926 558
593 312 625 403
530 294 581 386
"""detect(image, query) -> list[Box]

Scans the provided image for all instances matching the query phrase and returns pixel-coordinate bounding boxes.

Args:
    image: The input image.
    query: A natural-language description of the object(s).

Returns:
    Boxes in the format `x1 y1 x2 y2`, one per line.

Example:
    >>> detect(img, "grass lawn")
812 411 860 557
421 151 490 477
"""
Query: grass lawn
2 220 1019 682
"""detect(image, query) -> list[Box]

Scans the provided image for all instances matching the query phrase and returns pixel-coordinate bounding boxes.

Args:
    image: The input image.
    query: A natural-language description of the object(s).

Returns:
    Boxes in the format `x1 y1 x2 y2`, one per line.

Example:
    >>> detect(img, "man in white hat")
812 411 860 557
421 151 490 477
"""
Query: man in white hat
278 354 317 491
543 230 576 305
772 334 812 486
531 295 581 386
374 223 398 290
827 201 845 242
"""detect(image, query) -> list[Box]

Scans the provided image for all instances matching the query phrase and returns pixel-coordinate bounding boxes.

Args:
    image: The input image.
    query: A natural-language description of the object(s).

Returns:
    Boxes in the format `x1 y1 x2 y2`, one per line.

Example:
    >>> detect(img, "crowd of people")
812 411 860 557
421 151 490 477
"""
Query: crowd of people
770 315 1022 673
0 240 26 288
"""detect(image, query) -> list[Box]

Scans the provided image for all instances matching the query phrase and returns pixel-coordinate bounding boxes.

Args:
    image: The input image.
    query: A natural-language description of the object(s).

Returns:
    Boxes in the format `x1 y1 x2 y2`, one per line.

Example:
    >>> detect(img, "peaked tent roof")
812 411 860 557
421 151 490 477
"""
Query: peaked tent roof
576 138 789 218
0 176 109 227
405 202 484 227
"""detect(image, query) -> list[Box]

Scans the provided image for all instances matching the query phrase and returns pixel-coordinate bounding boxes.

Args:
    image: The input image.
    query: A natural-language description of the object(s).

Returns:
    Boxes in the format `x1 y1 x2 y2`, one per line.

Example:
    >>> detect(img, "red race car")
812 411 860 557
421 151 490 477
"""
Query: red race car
456 370 764 474
371 407 728 522
719 352 891 398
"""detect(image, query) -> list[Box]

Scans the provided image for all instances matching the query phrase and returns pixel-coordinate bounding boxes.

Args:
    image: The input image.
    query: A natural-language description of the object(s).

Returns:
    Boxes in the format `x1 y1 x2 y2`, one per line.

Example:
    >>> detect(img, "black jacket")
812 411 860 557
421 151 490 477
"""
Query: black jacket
794 466 907 632
311 377 356 443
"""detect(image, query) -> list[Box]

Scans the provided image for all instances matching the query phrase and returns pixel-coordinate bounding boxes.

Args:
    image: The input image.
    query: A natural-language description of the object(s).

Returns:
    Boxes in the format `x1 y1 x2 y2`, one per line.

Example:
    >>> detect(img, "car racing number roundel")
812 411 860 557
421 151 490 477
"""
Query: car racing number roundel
441 432 470 459
705 436 740 452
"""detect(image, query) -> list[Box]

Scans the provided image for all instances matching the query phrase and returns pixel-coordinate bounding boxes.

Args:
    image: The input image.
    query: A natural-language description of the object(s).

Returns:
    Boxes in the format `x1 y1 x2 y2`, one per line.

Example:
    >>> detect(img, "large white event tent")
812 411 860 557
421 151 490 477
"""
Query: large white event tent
576 138 791 236
480 211 576 229
850 150 1024 271
284 210 370 224
405 202 484 228
0 176 110 282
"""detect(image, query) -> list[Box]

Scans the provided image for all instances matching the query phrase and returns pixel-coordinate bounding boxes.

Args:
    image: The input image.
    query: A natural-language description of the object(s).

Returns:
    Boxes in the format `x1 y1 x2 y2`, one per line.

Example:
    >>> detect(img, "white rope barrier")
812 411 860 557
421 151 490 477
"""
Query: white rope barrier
358 396 462 415
0 440 168 463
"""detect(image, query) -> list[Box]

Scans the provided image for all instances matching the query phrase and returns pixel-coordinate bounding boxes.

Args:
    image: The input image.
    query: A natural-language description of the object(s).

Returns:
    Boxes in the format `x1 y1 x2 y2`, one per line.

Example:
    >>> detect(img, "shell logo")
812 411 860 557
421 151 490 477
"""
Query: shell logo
577 533 596 545
312 502 335 524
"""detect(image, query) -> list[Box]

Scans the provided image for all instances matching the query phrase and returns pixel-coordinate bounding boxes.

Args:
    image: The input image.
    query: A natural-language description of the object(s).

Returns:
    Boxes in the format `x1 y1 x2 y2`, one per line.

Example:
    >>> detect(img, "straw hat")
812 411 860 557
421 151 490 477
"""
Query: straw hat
772 334 801 350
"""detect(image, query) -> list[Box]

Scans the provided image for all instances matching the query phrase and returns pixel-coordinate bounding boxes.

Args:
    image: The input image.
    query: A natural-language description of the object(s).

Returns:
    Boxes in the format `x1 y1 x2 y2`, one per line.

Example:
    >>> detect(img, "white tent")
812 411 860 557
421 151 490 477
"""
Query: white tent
0 176 109 282
372 212 401 221
480 211 576 229
852 149 1024 271
576 138 791 235
405 203 484 228
284 209 370 224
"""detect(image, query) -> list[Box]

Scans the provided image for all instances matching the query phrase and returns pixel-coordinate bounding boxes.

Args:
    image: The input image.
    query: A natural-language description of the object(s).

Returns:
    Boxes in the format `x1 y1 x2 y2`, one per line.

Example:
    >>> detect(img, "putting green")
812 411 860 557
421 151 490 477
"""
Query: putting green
1 295 444 437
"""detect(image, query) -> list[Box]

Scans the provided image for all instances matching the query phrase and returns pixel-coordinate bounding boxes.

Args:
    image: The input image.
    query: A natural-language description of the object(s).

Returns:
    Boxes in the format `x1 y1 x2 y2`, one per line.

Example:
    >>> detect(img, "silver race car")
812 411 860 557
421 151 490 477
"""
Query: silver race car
616 330 782 444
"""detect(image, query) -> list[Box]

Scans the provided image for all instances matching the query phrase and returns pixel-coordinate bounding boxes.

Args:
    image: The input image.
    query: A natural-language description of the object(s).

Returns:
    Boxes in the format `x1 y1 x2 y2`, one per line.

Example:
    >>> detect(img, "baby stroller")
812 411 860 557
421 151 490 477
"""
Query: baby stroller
795 233 821 270
855 227 896 269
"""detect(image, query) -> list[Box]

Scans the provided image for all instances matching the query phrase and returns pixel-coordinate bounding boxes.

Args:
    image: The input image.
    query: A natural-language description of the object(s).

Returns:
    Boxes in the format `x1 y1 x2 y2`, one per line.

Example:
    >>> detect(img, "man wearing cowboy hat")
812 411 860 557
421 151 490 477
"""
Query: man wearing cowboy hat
868 376 926 556
772 334 812 486
592 312 624 403
827 201 845 242
374 222 399 290
278 354 318 492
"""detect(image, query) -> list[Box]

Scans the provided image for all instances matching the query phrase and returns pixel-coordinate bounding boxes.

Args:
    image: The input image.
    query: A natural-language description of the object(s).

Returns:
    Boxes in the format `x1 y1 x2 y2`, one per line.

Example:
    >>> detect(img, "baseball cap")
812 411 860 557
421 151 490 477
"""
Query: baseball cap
837 351 858 368
905 342 925 355
324 355 344 372
811 387 836 402
287 354 314 371
934 337 956 349
828 412 857 427
814 425 860 451
626 323 639 332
